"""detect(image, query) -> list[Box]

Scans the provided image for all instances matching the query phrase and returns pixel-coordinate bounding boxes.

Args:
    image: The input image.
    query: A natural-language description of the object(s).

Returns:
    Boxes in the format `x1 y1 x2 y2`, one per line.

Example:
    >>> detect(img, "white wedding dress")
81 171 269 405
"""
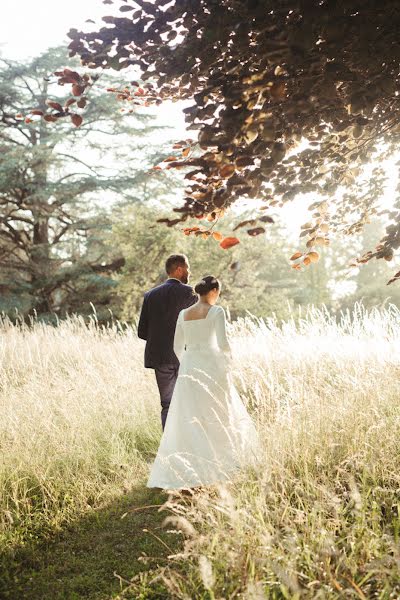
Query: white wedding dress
147 305 259 490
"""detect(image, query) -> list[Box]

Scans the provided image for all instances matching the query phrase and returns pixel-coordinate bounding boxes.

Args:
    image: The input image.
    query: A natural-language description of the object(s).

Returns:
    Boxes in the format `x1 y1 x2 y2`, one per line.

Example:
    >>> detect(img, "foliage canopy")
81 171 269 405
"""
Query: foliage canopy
60 0 400 275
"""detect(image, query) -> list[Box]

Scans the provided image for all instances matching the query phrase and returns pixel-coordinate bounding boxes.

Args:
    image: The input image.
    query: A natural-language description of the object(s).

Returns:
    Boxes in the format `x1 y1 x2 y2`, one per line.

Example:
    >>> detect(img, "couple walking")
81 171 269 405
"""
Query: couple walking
138 254 258 490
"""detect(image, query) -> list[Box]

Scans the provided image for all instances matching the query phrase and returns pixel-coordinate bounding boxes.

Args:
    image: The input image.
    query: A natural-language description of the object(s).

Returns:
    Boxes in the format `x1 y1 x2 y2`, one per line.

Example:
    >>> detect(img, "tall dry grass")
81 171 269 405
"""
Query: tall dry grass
0 314 160 548
1 305 400 598
122 304 400 599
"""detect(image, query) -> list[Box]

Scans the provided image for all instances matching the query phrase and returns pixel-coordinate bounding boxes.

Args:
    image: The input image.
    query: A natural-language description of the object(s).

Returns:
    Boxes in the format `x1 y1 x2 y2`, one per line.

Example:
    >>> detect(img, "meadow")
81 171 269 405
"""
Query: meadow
1 305 400 599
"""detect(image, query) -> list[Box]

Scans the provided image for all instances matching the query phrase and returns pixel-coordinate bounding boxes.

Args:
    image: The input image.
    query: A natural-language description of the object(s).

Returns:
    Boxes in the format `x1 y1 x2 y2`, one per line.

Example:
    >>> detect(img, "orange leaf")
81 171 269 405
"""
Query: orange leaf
164 156 178 162
303 256 311 266
220 237 240 250
213 231 223 241
290 252 303 261
182 147 191 157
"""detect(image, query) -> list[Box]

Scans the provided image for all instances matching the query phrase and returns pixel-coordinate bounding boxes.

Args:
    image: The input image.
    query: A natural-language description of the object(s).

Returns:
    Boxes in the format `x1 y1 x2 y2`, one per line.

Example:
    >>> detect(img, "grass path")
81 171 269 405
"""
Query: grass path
1 484 175 600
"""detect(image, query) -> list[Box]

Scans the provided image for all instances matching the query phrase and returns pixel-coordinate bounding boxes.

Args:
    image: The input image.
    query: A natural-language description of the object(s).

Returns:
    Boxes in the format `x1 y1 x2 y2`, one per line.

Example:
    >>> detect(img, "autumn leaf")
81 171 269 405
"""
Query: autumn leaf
212 231 223 241
71 114 83 127
303 256 311 266
72 84 85 97
270 81 286 101
308 251 320 263
233 219 257 231
46 101 63 112
247 227 265 236
220 164 236 178
290 252 303 261
220 237 240 249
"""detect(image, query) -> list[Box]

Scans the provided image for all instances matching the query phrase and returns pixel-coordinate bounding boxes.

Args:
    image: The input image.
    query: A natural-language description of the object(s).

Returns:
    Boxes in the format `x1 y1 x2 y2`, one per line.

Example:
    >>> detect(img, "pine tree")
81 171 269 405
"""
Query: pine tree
0 47 174 318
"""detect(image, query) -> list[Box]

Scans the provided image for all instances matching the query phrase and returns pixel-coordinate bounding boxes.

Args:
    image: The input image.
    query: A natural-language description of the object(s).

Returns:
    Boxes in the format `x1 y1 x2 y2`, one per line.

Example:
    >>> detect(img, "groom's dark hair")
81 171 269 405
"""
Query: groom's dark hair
165 254 188 274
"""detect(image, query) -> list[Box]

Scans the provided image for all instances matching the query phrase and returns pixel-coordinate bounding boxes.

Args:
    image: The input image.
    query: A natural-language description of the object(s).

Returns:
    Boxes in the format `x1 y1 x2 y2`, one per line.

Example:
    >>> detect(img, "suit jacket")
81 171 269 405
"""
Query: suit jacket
137 279 197 368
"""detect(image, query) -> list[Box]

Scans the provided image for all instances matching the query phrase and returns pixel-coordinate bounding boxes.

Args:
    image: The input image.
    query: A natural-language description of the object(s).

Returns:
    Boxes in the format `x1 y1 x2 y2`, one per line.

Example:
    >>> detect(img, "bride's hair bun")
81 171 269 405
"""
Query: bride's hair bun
194 275 220 296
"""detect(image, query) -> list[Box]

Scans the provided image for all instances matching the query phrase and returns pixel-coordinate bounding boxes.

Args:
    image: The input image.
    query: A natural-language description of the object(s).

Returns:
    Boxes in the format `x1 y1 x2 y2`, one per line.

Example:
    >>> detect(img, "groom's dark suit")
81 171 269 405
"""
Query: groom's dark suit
138 278 196 429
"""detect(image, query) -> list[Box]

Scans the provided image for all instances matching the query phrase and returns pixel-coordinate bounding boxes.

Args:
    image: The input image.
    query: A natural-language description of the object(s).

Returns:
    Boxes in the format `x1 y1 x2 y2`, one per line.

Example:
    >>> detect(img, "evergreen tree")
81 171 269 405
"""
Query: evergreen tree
0 48 173 318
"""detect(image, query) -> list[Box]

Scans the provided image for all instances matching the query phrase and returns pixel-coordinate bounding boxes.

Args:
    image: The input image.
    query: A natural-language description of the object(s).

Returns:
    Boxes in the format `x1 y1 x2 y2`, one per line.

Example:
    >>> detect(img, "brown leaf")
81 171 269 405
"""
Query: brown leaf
290 252 303 261
247 227 265 236
270 82 286 101
220 236 240 250
77 98 87 109
233 219 257 231
303 256 311 266
72 84 85 97
46 101 63 112
220 164 236 178
71 114 83 127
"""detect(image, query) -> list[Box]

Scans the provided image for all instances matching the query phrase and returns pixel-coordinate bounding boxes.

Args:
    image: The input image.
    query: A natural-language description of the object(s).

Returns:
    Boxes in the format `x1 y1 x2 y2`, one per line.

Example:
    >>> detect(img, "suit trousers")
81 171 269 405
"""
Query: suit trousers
154 365 179 430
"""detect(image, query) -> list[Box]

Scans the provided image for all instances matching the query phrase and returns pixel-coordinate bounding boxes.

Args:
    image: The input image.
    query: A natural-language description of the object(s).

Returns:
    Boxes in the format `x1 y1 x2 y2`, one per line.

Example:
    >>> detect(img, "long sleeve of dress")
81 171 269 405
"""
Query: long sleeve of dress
215 307 232 357
173 314 185 361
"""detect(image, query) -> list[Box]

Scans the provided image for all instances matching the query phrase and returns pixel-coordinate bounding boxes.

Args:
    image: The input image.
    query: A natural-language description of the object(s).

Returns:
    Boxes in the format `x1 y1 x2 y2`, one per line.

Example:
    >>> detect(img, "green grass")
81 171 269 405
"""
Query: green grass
0 484 175 600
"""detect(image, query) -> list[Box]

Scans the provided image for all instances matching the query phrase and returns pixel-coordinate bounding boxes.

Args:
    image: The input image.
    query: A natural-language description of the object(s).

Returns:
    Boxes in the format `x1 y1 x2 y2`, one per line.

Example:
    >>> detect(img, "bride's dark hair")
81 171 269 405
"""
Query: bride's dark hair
194 275 221 296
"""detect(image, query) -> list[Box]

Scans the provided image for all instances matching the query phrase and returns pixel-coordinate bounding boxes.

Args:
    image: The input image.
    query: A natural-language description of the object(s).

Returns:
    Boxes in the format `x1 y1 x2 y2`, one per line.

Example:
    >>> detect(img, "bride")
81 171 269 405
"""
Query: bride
147 275 259 490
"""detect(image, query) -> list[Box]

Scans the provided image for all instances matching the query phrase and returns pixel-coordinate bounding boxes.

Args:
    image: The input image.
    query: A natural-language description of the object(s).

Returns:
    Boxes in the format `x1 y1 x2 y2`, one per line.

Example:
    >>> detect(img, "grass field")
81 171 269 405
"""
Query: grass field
1 305 400 598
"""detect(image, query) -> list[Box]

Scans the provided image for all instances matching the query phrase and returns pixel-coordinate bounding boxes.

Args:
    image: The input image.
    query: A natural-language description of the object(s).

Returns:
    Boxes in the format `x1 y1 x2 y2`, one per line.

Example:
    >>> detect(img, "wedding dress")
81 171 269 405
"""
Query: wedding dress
147 305 259 490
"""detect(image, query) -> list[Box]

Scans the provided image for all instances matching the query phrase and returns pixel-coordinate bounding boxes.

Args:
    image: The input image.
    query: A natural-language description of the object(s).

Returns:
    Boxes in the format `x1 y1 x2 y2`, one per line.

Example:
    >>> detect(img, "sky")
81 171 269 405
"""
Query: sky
0 0 109 60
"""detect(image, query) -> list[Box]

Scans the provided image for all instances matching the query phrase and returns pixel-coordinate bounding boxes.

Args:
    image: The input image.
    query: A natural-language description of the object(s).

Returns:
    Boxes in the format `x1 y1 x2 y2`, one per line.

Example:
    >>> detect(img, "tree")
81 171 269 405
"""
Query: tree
0 47 175 317
60 0 400 277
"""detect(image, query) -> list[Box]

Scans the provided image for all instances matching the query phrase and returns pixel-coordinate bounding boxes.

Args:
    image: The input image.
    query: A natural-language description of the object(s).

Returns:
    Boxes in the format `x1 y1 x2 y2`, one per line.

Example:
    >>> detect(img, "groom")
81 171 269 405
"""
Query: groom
138 254 196 429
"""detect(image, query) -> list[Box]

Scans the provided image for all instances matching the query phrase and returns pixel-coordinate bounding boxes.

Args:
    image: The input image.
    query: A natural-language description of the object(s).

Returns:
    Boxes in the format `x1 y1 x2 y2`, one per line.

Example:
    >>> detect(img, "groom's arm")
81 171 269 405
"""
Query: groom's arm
137 294 149 340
